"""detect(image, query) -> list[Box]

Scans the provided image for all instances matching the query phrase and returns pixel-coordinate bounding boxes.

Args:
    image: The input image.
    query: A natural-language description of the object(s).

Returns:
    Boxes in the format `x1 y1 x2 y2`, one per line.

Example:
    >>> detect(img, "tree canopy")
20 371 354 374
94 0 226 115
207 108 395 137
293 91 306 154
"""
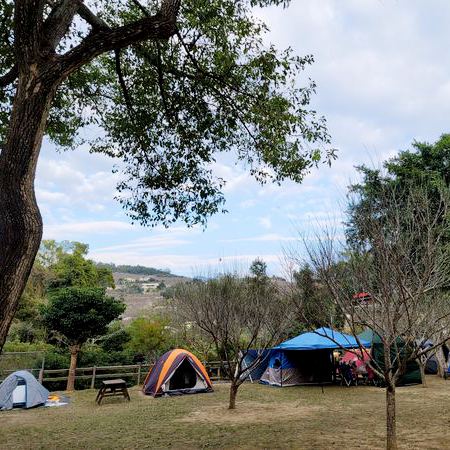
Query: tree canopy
41 286 125 390
347 134 450 248
42 287 125 346
0 1 335 351
0 0 334 227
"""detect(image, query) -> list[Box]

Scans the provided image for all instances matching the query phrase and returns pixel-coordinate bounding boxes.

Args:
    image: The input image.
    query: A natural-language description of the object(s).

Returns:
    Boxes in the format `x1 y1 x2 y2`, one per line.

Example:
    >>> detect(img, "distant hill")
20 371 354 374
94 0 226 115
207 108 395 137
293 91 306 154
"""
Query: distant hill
95 262 180 277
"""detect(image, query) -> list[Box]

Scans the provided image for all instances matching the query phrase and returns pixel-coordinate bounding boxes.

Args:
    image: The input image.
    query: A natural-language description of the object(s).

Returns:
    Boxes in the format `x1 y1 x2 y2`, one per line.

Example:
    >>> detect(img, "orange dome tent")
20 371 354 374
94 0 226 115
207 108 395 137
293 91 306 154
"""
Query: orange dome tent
142 349 213 397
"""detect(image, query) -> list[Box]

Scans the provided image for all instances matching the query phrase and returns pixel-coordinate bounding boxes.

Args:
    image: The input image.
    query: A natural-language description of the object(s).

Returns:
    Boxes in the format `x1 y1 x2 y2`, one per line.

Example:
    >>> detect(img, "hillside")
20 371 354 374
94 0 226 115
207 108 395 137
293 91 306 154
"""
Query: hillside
106 270 188 321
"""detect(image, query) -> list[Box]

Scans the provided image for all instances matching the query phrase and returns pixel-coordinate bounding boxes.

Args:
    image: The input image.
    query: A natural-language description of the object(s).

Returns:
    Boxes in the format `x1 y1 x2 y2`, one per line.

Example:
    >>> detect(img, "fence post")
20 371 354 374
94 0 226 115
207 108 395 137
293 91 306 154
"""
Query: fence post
137 364 141 385
91 366 97 389
39 353 45 383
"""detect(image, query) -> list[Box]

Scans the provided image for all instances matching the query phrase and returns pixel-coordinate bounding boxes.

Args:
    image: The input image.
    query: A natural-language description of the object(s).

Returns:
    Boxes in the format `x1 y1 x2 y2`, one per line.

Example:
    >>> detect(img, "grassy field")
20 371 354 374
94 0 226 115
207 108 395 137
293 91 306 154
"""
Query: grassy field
1 376 450 449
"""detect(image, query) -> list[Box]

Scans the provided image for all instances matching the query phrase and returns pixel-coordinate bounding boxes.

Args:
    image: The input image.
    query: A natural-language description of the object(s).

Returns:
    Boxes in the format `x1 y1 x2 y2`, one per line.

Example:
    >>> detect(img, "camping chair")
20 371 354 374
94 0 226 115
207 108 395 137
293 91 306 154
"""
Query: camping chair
338 362 357 387
361 365 378 386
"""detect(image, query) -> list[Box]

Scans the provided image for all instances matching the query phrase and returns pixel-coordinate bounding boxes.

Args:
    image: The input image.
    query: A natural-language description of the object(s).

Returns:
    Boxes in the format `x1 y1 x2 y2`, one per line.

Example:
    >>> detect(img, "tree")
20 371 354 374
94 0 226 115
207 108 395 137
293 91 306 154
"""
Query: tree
347 134 450 247
0 0 335 353
41 286 125 390
299 184 450 450
126 315 173 361
289 265 344 332
171 262 294 409
47 241 115 289
347 134 450 375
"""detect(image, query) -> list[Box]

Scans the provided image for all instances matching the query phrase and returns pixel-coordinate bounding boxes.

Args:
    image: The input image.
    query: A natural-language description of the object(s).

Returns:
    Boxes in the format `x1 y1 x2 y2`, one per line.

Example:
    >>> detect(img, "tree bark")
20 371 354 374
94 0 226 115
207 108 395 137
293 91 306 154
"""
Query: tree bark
417 359 427 387
0 1 181 354
0 70 57 350
435 346 447 378
67 343 82 391
386 384 397 450
228 382 239 409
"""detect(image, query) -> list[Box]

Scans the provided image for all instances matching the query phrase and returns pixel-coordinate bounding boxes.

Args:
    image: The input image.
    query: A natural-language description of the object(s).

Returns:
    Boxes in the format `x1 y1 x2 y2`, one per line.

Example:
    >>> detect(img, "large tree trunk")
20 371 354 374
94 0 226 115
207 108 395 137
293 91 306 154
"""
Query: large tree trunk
386 384 397 450
67 343 82 391
0 71 57 352
228 382 239 409
0 1 181 355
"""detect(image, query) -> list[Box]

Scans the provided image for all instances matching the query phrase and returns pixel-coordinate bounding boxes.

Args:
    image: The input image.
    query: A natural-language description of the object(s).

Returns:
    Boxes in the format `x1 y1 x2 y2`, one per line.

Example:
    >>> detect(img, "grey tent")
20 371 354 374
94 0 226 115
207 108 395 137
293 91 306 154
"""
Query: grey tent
0 370 49 410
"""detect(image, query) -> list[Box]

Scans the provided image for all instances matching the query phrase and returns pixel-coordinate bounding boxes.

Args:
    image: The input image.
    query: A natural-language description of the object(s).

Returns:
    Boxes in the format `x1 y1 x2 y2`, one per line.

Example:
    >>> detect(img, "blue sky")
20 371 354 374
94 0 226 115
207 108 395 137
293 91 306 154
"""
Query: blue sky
35 0 450 277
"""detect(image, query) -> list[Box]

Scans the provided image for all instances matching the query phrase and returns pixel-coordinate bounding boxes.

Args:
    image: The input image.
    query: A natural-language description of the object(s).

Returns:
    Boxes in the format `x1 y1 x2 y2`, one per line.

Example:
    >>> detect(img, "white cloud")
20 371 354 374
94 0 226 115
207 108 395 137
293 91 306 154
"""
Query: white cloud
240 199 258 209
259 217 272 230
93 235 191 253
219 233 293 243
36 189 70 204
43 221 134 239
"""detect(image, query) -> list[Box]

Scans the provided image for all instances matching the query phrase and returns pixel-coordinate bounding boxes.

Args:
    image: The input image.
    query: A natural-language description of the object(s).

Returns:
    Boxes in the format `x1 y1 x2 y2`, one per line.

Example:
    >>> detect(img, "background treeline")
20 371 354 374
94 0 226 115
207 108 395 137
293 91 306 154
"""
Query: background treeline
95 262 177 277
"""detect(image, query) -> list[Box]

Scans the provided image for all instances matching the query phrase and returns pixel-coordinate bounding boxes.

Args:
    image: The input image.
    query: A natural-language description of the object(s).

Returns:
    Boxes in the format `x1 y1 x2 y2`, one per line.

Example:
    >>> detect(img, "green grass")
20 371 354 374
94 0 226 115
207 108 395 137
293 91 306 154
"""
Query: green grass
1 376 450 449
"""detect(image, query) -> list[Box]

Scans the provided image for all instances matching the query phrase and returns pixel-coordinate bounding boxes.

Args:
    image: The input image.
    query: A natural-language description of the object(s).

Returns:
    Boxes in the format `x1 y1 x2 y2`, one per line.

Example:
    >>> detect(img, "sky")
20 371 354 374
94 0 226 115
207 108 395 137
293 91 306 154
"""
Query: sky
35 0 450 277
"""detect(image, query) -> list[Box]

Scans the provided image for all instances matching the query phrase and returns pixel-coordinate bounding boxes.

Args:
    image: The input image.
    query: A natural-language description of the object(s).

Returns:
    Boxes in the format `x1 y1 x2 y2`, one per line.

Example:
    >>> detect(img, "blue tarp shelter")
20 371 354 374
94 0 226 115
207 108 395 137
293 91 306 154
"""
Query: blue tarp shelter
260 328 370 386
276 327 370 351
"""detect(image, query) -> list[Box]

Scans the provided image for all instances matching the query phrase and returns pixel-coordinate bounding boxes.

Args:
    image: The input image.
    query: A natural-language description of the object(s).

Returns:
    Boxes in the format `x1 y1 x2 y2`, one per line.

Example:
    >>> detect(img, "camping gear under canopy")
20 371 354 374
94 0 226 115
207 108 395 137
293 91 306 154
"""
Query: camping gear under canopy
260 327 370 387
260 348 333 386
142 349 213 397
342 349 371 373
0 370 49 410
357 329 421 385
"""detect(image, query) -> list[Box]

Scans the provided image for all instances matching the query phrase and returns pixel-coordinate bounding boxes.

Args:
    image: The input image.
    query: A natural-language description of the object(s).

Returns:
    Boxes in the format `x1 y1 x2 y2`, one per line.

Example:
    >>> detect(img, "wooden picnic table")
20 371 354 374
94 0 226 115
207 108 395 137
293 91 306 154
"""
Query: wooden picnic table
95 379 131 405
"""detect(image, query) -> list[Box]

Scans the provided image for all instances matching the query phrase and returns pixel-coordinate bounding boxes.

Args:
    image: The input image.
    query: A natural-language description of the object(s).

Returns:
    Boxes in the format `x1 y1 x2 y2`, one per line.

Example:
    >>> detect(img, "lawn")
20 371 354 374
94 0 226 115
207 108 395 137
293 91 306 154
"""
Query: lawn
1 376 450 449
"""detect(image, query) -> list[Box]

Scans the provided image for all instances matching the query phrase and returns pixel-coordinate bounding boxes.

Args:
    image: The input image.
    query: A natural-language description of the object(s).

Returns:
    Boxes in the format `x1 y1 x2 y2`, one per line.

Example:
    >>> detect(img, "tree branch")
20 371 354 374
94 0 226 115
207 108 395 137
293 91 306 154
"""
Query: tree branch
76 1 109 30
59 1 181 80
130 0 152 18
14 0 46 62
0 64 18 88
42 0 79 53
114 49 134 113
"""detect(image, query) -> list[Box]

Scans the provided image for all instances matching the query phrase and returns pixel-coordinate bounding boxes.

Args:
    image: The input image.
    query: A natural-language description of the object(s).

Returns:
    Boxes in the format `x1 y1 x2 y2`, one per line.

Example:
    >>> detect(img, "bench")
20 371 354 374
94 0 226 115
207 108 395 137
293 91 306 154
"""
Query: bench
95 379 130 405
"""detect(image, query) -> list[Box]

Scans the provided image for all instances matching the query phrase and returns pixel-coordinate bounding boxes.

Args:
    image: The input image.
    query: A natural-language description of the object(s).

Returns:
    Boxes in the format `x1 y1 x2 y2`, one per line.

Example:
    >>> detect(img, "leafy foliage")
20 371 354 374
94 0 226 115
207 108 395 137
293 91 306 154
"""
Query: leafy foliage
45 241 115 289
1 0 334 228
41 287 125 346
347 134 450 249
291 265 344 333
126 316 174 361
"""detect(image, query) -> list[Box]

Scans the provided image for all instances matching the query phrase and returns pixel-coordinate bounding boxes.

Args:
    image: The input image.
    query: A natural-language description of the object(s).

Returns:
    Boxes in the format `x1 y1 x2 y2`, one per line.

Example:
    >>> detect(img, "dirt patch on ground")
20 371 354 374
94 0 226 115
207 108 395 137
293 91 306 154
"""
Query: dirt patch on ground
179 400 321 425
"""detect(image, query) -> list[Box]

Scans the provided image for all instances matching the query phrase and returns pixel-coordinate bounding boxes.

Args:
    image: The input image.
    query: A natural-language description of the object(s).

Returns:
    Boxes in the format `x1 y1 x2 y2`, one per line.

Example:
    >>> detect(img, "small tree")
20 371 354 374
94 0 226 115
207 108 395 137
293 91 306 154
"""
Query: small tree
172 263 294 409
126 316 173 362
290 265 344 332
298 184 450 450
41 287 125 390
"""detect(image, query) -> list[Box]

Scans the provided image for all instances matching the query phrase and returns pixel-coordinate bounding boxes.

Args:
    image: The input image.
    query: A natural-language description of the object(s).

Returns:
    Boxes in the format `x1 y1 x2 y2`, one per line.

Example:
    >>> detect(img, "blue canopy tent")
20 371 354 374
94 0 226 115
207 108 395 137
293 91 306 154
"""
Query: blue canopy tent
241 349 271 381
260 327 370 387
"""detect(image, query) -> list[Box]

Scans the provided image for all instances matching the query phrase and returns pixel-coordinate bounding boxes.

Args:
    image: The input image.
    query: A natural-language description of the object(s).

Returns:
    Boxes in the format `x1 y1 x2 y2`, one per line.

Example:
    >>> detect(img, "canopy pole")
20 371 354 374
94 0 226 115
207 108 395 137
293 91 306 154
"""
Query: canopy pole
281 351 283 388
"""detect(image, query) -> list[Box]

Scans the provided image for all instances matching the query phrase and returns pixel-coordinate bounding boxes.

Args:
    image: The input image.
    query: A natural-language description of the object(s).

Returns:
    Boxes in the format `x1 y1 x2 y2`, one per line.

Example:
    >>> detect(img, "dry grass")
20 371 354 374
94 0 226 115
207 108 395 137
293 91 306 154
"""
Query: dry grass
1 376 450 449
